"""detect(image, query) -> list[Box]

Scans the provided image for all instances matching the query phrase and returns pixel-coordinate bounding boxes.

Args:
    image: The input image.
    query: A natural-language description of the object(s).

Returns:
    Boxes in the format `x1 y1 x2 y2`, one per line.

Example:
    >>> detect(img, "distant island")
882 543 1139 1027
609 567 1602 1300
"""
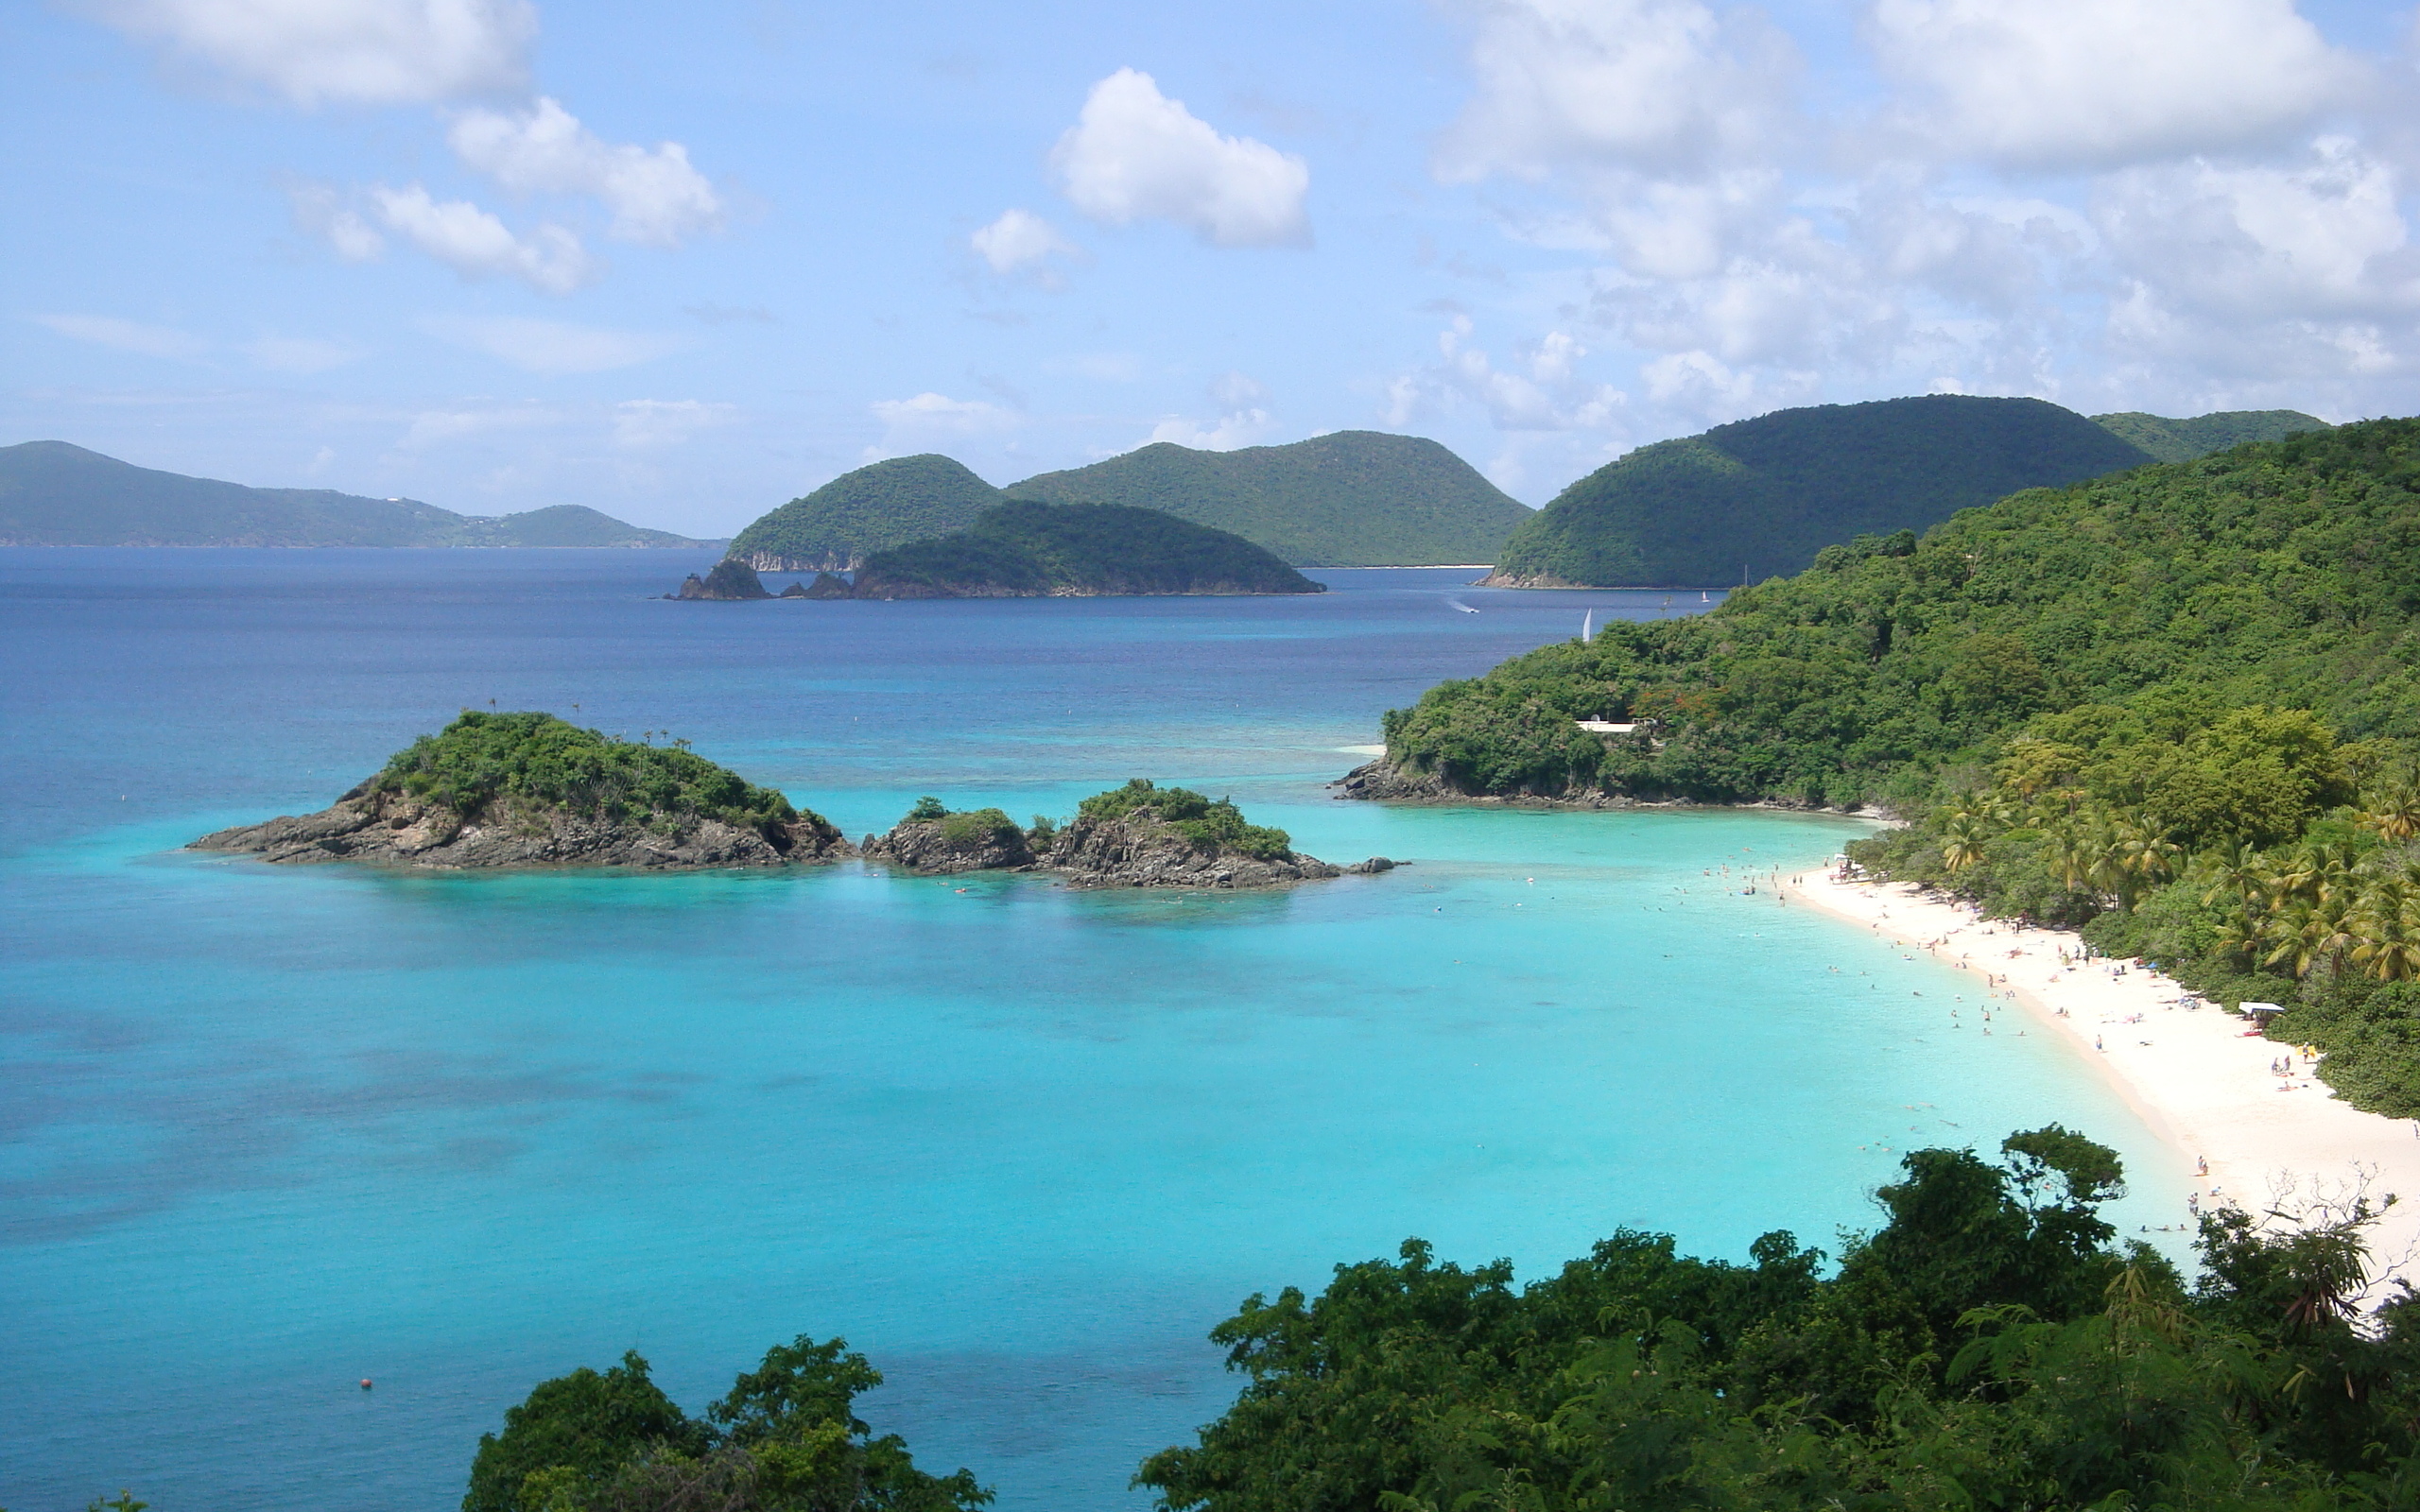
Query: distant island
0 440 712 548
684 501 1325 600
863 782 1392 887
1479 398 2328 589
728 431 1532 571
726 454 1004 571
191 711 850 868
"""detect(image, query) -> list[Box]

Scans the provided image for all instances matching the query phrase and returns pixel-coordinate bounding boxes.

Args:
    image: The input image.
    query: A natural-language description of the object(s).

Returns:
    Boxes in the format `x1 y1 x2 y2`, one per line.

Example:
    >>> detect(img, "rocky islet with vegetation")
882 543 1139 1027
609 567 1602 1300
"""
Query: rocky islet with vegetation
191 711 852 870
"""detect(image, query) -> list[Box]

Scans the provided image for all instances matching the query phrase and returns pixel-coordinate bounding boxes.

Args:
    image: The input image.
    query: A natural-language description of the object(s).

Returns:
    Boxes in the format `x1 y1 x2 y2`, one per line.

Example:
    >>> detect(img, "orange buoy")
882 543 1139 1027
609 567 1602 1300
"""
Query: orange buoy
360 1379 373 1390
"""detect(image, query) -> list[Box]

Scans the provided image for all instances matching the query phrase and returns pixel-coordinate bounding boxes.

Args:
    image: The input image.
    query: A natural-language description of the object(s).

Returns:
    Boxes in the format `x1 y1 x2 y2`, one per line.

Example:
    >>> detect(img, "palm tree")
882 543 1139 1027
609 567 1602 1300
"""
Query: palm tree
2352 877 2420 981
2360 783 2420 844
1939 811 1988 875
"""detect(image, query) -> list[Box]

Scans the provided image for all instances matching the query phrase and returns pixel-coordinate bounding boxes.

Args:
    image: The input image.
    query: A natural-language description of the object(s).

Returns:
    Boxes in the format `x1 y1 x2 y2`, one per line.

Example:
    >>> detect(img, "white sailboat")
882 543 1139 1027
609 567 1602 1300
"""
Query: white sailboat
1581 610 1593 642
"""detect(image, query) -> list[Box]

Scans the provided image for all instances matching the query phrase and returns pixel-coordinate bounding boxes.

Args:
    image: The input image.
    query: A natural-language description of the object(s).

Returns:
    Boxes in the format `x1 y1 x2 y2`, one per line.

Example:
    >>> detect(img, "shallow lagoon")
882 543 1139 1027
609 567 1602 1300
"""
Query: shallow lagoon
0 554 2183 1509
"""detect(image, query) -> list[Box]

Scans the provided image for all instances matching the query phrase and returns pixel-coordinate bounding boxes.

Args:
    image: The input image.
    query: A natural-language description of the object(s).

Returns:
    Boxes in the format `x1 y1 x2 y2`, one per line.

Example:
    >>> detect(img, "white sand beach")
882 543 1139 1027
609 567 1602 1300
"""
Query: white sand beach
1780 864 2420 1298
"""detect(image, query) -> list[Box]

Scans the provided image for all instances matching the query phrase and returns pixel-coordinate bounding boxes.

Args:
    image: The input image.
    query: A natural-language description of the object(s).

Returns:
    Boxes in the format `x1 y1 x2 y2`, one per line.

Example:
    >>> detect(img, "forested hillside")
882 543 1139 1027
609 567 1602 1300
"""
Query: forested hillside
1008 430 1530 566
850 500 1322 597
1376 419 2420 1115
2094 408 2329 463
726 454 1003 570
1483 396 2153 588
0 440 705 547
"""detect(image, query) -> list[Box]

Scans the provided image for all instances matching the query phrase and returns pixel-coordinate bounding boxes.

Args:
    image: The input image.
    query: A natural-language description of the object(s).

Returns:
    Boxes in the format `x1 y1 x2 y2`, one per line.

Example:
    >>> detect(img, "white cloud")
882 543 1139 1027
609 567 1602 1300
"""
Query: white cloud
1384 316 1628 432
246 335 364 372
87 0 534 106
396 402 562 448
421 315 677 373
971 207 1082 275
1435 0 1792 182
1868 0 2357 168
287 180 386 261
371 183 593 293
2096 139 2419 321
612 399 736 448
869 392 1019 434
1208 370 1270 409
1049 68 1310 248
31 313 208 359
446 97 719 246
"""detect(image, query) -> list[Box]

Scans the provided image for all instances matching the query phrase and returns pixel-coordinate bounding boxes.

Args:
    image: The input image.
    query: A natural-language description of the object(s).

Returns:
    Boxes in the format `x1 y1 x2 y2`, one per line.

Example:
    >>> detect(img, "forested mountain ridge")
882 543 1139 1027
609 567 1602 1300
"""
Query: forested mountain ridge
0 440 707 547
1370 419 2420 808
2093 407 2330 463
726 453 1003 571
1482 395 2156 589
1005 430 1532 566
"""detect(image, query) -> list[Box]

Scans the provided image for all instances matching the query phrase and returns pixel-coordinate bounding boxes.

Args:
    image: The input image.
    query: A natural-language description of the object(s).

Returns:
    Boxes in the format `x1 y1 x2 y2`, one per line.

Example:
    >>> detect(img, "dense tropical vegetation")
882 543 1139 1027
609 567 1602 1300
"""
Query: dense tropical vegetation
462 1336 991 1512
1380 418 2420 1111
2093 409 2330 465
1010 430 1531 567
728 455 1005 571
1078 779 1296 860
1138 1126 2420 1512
376 711 814 843
851 501 1321 597
1486 396 2154 588
899 795 1028 850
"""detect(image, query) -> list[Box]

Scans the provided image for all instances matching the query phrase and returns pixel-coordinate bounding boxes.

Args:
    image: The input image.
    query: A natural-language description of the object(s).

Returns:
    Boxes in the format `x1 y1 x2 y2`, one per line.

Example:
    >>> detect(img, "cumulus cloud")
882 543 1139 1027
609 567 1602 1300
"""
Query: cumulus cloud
612 399 736 448
1435 0 1792 182
87 0 534 105
870 392 1019 434
285 180 387 261
371 183 593 293
1868 0 2358 168
30 313 208 359
1050 68 1310 247
1147 371 1276 450
447 97 719 245
971 208 1082 276
421 314 677 373
1384 317 1628 432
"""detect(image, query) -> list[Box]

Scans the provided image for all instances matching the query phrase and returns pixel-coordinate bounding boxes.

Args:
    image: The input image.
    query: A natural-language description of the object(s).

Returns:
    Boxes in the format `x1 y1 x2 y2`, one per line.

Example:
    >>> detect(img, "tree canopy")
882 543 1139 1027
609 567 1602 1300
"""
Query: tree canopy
1486 396 2155 588
851 501 1322 598
464 1337 992 1512
1138 1126 2420 1512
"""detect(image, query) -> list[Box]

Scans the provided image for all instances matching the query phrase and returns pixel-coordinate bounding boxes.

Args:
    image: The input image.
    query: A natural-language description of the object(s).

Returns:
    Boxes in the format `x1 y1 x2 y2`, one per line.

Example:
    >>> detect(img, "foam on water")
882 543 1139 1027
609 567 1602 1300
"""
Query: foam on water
0 553 2185 1510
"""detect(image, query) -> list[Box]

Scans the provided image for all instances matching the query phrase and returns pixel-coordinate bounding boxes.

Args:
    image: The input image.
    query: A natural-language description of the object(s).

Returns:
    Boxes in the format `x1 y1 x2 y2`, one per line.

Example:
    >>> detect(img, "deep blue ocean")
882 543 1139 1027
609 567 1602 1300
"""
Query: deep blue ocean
0 551 2183 1511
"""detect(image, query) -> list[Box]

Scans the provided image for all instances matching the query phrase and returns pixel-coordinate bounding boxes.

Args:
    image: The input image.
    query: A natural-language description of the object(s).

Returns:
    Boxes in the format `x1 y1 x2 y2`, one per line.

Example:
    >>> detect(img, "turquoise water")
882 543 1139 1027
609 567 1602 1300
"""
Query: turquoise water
0 554 2183 1510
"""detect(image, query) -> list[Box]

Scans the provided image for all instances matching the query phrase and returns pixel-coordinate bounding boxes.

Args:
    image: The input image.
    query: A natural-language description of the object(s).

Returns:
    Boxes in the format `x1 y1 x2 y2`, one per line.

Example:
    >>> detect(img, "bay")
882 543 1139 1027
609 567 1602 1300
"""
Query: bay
0 551 2182 1510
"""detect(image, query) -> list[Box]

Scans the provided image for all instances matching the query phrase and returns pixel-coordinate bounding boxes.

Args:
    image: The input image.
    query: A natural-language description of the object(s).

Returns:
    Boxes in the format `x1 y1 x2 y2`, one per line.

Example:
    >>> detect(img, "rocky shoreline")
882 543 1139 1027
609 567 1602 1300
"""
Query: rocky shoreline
192 782 856 870
1330 756 1883 818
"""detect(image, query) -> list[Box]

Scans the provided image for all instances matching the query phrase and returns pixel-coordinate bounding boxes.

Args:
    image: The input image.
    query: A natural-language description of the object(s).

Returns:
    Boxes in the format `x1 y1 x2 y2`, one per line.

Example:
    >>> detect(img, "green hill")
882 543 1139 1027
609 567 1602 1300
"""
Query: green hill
2091 407 2328 462
726 454 1003 571
0 440 706 547
1484 396 2157 588
850 500 1322 598
1005 430 1531 566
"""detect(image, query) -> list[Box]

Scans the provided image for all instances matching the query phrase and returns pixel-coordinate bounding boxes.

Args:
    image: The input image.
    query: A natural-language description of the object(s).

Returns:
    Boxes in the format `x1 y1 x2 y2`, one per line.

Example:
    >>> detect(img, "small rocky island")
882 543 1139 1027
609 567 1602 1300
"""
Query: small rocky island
865 780 1393 888
191 711 853 869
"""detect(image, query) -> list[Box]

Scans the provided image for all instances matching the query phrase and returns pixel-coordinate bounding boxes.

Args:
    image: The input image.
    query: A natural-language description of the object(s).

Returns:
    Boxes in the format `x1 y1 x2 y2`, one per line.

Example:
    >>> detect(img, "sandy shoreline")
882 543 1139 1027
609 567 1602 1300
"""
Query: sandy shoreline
1778 863 2420 1297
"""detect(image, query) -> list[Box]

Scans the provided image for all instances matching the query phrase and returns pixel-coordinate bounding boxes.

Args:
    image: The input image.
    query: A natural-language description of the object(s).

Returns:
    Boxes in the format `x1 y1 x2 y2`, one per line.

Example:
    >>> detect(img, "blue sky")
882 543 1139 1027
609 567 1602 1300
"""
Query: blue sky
5 0 2417 536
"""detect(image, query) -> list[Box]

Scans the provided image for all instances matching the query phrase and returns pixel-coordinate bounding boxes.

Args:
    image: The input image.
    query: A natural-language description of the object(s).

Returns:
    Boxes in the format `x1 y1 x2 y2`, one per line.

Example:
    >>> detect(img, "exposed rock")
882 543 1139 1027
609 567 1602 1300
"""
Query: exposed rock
778 579 808 598
802 572 855 599
674 559 773 600
1040 811 1340 888
862 810 1035 874
191 782 854 870
1343 856 1397 874
1331 758 1474 802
